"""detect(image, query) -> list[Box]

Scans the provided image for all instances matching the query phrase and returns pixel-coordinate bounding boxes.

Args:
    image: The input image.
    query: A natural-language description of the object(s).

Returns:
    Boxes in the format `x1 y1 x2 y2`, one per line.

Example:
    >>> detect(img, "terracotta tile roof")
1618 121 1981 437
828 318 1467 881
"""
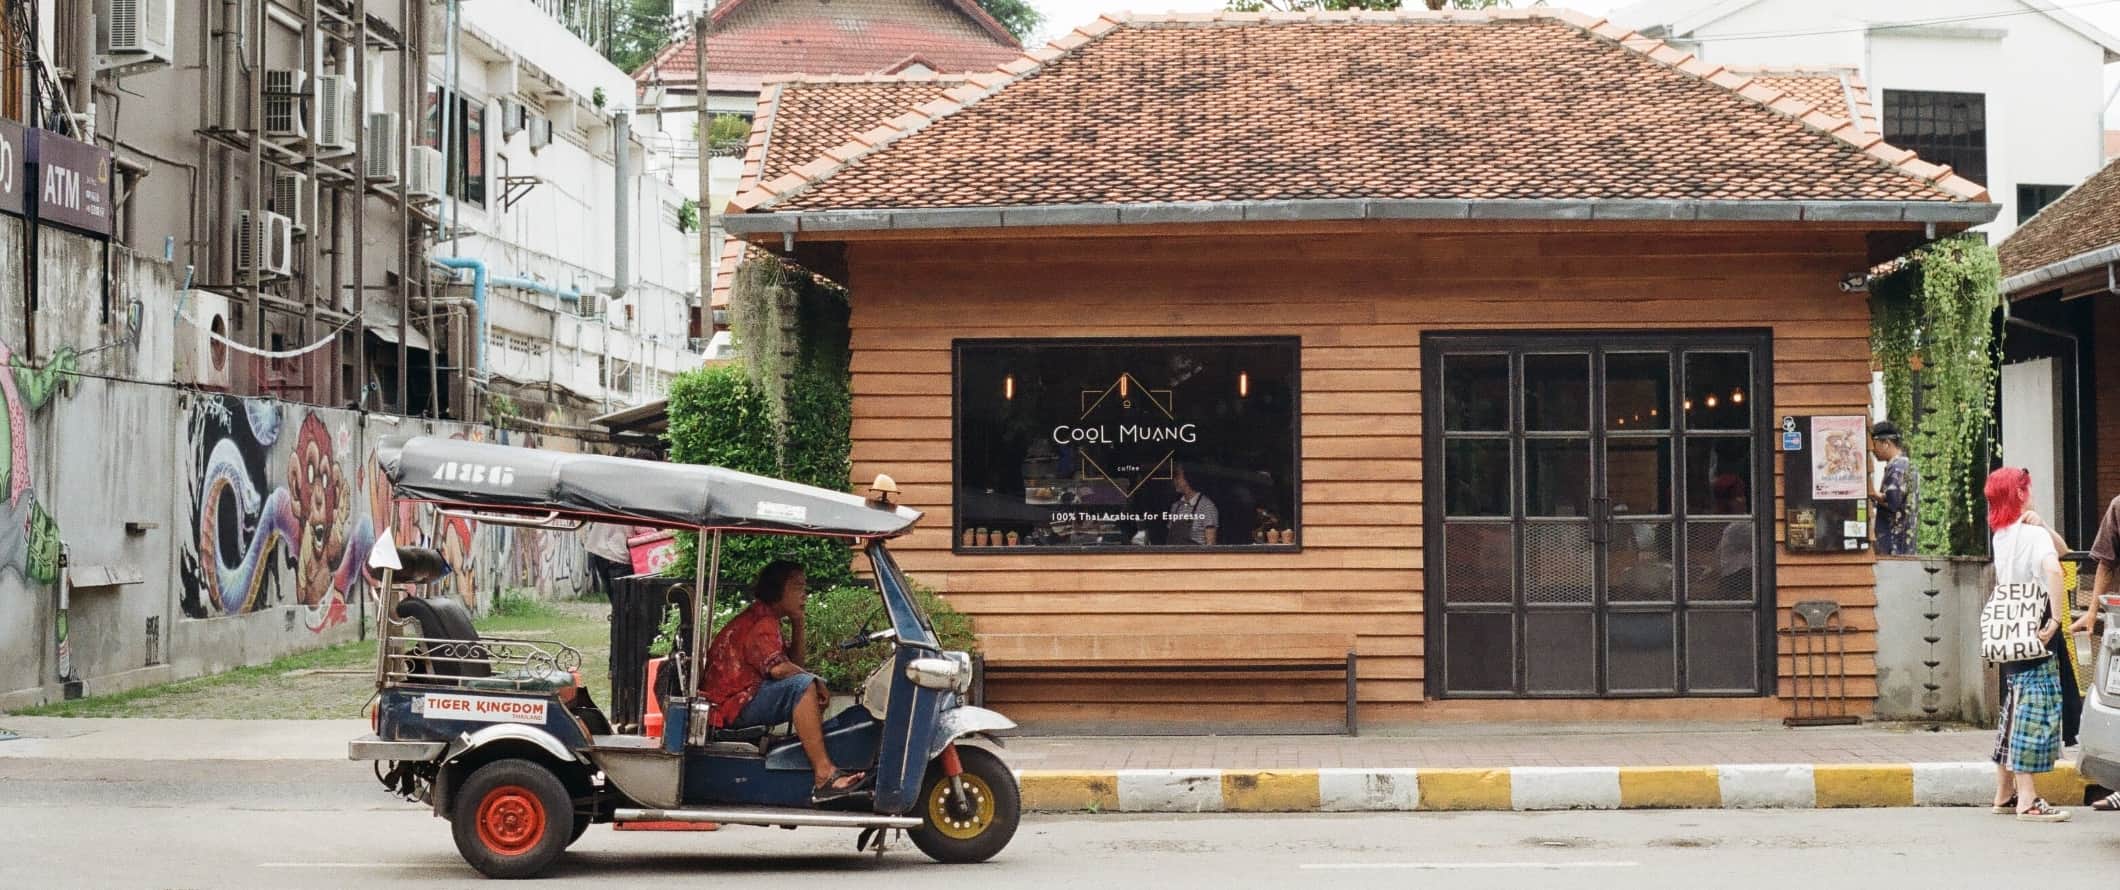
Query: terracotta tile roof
632 0 1020 88
1731 66 1877 135
753 75 967 183
729 11 1986 217
709 238 752 308
1999 157 2120 280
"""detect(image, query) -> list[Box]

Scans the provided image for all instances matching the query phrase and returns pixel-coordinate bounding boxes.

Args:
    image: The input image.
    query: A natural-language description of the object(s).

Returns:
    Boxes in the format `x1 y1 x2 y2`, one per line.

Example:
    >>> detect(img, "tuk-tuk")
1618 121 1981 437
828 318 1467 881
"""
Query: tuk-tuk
348 436 1020 878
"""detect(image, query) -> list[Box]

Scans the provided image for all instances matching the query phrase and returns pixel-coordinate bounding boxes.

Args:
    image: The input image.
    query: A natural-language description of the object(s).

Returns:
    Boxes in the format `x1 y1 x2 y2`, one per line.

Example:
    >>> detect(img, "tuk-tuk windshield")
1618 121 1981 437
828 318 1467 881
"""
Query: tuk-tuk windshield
867 544 939 643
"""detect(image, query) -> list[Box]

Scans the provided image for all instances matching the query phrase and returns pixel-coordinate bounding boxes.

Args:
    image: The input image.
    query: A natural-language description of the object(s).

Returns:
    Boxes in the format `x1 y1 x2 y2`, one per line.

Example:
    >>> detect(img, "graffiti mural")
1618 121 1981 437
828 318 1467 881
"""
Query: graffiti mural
0 341 76 585
178 399 602 640
180 397 375 633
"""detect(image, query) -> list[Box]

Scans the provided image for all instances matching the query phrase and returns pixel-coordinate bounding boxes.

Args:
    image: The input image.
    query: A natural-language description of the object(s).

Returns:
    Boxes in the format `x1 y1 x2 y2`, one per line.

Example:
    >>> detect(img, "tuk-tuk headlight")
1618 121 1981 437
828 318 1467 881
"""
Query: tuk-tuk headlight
947 651 974 694
906 657 963 691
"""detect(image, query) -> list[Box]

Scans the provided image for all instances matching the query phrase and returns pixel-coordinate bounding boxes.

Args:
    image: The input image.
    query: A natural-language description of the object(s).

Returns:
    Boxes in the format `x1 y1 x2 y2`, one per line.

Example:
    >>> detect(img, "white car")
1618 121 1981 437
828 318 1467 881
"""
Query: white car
2078 599 2120 791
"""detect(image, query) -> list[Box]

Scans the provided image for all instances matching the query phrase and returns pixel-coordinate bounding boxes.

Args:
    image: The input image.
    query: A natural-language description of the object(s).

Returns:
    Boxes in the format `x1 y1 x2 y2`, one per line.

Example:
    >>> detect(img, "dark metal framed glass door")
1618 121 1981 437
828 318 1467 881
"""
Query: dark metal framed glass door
1423 332 1773 698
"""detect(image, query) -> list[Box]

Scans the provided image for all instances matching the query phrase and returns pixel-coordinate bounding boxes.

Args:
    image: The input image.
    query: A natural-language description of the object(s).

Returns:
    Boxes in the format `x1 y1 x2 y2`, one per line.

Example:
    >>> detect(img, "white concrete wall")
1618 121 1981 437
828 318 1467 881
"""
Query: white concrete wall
1624 0 2114 239
1874 557 1997 723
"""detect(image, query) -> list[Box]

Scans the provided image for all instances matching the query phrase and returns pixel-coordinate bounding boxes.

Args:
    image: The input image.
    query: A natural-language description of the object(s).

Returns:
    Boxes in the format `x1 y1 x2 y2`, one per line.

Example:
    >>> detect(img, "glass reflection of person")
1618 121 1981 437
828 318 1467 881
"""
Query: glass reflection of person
1168 464 1219 546
1711 474 1751 598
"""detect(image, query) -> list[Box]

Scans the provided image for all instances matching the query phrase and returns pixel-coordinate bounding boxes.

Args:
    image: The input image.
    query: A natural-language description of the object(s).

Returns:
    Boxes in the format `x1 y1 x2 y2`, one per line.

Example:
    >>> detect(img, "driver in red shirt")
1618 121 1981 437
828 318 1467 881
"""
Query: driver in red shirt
702 560 870 802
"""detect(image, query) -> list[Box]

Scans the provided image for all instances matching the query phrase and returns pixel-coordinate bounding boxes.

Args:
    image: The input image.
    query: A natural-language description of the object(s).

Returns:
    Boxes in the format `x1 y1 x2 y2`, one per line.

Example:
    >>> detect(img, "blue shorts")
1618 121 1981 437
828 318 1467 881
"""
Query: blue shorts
733 673 816 728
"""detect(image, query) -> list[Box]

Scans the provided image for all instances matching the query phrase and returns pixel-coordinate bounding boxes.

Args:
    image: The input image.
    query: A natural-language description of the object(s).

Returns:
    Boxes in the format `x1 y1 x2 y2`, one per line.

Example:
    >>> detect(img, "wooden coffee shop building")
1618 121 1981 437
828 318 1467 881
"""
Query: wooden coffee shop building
718 9 1997 729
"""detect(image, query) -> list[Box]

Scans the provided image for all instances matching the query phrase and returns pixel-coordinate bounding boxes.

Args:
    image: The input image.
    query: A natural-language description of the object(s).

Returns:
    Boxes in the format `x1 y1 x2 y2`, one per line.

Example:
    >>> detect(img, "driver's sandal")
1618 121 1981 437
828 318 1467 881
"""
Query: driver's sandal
812 768 873 805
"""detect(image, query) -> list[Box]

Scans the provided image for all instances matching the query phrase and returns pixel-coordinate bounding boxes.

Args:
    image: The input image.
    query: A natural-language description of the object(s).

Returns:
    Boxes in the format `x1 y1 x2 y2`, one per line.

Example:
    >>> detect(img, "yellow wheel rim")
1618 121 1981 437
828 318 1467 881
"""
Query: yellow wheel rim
925 773 997 841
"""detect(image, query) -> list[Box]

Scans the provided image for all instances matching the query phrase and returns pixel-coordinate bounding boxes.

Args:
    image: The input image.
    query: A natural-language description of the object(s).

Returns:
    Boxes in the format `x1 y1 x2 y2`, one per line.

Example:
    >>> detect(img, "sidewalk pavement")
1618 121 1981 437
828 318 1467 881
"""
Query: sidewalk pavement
0 715 2087 813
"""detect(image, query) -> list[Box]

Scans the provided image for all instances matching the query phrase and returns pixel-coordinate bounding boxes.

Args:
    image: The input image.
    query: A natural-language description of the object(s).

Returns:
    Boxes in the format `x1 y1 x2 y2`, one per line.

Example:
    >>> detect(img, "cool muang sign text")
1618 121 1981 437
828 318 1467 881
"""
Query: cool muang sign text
1051 423 1198 445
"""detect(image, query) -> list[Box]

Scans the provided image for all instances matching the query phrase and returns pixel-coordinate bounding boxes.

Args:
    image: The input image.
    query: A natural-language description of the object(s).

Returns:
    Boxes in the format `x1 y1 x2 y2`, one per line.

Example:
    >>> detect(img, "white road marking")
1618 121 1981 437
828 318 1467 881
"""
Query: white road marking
1301 860 1640 871
257 862 460 869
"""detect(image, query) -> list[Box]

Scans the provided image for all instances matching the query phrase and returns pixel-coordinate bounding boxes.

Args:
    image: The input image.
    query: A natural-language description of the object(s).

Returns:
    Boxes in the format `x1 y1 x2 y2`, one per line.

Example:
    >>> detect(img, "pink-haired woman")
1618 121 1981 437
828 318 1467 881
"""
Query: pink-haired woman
1986 467 2072 822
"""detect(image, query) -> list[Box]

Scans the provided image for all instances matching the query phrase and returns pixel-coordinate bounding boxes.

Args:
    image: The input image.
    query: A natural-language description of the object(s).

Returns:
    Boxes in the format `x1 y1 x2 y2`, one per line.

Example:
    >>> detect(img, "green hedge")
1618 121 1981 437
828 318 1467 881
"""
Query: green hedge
801 584 980 692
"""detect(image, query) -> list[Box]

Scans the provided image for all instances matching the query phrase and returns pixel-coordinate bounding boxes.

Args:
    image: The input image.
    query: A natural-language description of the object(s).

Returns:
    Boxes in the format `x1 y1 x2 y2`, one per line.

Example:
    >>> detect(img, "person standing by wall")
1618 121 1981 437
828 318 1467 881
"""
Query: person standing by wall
583 522 632 598
1870 421 1919 556
2070 495 2120 638
1986 467 2072 822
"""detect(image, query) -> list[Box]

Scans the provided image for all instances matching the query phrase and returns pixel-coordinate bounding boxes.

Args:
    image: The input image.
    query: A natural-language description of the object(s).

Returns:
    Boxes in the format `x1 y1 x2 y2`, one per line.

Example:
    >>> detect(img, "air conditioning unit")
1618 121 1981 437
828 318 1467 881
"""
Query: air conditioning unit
97 0 175 68
364 112 401 183
408 146 446 201
314 74 357 157
271 171 308 234
527 116 553 152
577 293 603 318
234 210 295 280
174 291 237 391
263 70 309 140
501 100 526 139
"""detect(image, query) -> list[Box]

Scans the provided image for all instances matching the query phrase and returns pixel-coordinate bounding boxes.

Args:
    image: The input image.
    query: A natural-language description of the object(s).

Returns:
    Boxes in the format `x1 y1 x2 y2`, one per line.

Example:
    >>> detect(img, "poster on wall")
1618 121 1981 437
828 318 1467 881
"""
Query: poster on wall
1808 415 1867 500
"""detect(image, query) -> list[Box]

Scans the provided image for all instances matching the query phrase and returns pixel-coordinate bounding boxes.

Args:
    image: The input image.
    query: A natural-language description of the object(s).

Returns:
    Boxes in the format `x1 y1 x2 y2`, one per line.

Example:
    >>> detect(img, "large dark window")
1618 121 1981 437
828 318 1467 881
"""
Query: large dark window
2018 183 2069 224
423 87 488 208
954 338 1301 552
1882 89 1987 187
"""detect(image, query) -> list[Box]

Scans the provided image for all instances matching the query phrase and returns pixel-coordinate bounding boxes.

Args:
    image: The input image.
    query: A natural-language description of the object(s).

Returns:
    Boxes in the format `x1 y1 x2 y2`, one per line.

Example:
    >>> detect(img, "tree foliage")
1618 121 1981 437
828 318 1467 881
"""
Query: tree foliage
603 0 679 74
976 0 1043 42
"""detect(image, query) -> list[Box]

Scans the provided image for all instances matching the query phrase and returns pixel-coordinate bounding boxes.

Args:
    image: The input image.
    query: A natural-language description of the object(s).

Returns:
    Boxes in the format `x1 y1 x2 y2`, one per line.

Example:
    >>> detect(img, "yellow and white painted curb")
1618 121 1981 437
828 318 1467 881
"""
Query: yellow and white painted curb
1010 763 2090 813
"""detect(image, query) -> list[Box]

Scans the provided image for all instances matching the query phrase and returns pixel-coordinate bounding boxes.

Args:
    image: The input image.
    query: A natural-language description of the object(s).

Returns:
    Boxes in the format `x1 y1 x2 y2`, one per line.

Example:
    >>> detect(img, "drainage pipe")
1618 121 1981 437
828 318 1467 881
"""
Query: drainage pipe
431 257 583 381
612 108 631 300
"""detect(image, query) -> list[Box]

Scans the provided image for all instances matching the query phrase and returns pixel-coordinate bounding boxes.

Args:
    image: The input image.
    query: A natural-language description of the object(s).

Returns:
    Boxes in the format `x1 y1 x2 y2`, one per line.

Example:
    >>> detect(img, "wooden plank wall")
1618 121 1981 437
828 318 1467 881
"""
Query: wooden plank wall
843 224 1881 725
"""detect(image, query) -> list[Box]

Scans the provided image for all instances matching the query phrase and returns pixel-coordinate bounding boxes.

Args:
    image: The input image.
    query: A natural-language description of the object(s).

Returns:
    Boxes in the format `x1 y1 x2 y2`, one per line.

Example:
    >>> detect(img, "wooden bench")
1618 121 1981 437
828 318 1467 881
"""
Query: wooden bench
971 633 1359 735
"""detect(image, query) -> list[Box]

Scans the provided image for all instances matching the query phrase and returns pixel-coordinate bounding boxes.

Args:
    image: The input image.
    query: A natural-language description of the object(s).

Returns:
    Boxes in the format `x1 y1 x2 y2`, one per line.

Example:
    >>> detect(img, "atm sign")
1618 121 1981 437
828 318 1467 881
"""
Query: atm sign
420 692 549 725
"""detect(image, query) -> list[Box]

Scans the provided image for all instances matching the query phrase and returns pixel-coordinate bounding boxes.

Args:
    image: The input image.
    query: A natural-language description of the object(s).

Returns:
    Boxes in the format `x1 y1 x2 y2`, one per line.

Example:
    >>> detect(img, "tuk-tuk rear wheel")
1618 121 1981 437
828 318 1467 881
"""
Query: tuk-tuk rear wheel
451 758 572 879
909 745 1020 864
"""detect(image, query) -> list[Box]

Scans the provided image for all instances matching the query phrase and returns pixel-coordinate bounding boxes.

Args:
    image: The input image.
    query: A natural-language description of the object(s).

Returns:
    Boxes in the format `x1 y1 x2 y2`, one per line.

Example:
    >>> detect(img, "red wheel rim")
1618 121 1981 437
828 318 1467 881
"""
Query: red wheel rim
475 785 548 856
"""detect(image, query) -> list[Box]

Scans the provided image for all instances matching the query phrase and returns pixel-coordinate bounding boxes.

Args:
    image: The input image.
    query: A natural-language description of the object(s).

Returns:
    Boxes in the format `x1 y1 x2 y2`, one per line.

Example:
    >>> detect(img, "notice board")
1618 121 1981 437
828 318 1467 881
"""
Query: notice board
1780 414 1871 554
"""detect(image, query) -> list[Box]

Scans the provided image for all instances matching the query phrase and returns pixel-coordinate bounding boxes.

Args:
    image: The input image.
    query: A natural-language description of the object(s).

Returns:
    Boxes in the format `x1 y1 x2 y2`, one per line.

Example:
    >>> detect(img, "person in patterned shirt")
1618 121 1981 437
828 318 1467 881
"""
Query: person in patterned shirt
1870 421 1918 556
702 560 870 802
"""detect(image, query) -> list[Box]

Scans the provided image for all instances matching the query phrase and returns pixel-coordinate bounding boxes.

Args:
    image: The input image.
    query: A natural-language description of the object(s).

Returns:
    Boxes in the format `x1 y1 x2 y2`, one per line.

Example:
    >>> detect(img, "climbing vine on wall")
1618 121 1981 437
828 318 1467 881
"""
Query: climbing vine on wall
664 251 855 603
1868 235 2003 556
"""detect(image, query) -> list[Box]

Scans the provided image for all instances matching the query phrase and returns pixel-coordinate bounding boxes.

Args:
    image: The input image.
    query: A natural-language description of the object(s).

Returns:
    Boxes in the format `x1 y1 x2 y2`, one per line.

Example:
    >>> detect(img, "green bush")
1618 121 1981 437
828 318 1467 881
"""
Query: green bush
800 584 979 692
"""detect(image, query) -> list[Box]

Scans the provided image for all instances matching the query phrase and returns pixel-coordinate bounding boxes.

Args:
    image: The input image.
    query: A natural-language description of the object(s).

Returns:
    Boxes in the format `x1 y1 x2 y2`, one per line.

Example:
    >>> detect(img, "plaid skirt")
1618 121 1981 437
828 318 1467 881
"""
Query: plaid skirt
1993 658 2064 774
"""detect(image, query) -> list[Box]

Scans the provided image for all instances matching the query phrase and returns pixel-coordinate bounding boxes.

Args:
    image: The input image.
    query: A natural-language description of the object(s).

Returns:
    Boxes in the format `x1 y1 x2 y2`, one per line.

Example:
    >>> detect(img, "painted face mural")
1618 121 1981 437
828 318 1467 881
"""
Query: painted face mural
290 415 350 603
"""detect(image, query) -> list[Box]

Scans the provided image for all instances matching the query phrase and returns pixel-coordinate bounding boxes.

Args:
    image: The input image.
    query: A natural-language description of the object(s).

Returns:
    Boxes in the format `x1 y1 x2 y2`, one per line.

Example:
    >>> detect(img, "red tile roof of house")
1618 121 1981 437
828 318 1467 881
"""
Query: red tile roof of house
2000 156 2120 283
632 0 1021 90
1731 66 1877 135
725 10 1988 221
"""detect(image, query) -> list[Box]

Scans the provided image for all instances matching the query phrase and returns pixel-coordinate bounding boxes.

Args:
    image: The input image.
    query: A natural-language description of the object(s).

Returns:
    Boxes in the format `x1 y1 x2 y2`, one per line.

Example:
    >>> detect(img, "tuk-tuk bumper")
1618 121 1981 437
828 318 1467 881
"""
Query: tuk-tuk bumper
350 735 448 762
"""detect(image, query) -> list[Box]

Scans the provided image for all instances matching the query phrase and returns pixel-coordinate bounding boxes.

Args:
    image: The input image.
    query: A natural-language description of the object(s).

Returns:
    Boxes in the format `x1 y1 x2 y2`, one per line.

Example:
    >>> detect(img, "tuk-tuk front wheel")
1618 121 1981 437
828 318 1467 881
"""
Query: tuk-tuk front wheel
451 759 572 879
909 745 1020 864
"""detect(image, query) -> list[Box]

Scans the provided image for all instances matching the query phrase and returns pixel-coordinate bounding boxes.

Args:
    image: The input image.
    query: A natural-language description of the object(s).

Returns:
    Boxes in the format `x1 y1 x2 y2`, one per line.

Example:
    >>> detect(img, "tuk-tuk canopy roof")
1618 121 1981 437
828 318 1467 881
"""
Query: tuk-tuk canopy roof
376 437 921 537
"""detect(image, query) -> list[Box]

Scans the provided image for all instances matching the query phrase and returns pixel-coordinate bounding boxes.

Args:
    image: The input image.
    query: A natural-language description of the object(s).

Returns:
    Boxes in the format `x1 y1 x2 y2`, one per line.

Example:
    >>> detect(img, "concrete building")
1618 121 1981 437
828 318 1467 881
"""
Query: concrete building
4 0 702 424
1613 0 2120 239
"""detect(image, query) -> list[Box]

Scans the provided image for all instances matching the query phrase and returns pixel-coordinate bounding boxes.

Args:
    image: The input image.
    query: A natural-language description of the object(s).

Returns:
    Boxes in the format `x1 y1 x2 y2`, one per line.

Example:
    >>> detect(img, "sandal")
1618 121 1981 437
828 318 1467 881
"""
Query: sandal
811 768 873 804
1992 795 2017 815
2017 798 2072 823
2094 792 2120 812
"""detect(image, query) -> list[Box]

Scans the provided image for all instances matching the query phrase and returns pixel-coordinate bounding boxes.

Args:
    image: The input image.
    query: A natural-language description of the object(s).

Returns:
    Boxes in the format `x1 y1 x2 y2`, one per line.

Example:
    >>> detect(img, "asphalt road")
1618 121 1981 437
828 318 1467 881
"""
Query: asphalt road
8 760 2120 889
